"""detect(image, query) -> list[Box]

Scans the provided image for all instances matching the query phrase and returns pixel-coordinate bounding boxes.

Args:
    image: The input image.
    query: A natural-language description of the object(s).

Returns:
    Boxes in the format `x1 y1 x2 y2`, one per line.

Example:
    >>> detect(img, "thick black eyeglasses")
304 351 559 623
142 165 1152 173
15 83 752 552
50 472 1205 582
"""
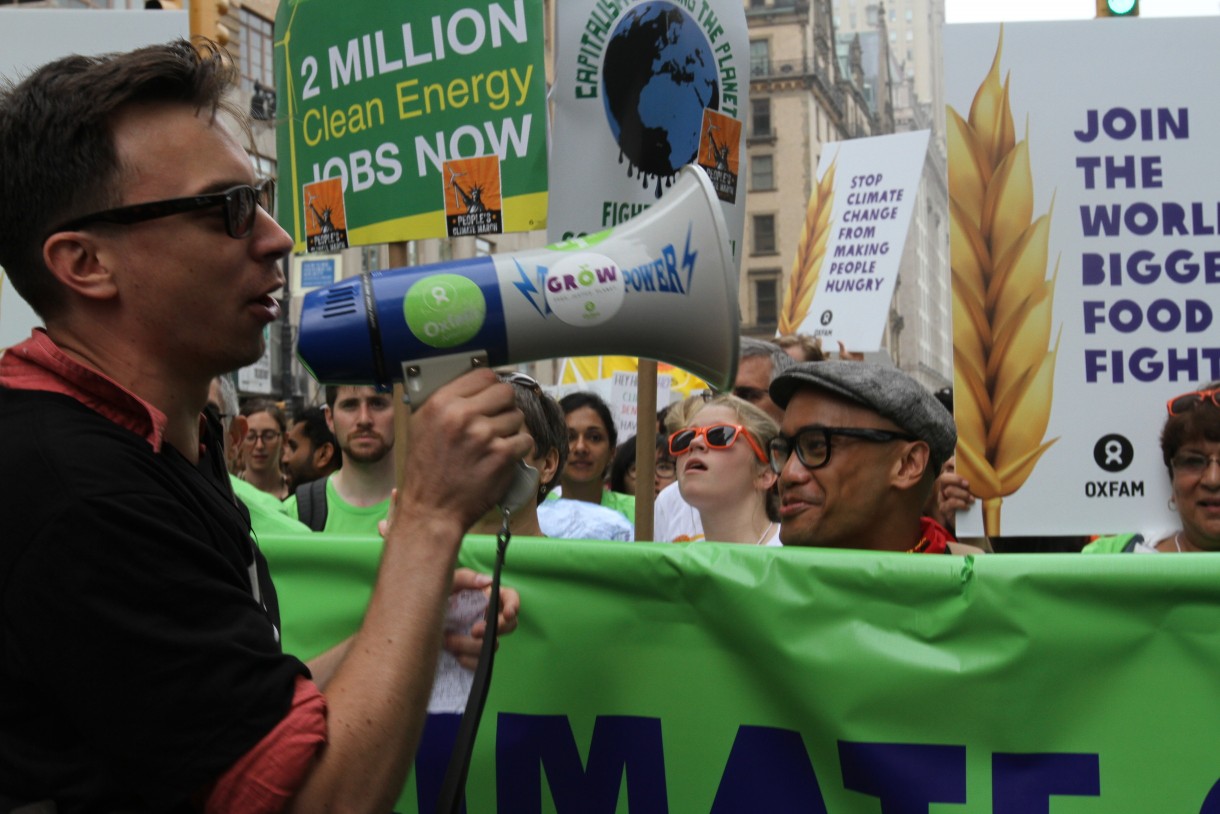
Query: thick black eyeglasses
47 179 275 240
768 425 918 473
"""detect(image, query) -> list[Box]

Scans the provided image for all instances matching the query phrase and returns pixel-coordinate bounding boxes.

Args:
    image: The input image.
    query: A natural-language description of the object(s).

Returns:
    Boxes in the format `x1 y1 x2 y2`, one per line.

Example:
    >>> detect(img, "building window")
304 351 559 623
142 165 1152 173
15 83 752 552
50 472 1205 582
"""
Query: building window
749 0 766 7
752 271 780 326
752 214 777 255
750 39 770 77
239 8 275 98
750 98 772 138
751 154 775 191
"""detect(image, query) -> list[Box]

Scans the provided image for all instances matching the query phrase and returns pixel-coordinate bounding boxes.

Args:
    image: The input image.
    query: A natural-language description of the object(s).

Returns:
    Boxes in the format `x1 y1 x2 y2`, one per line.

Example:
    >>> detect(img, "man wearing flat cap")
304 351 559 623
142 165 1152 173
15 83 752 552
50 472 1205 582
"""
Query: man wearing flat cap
767 361 982 554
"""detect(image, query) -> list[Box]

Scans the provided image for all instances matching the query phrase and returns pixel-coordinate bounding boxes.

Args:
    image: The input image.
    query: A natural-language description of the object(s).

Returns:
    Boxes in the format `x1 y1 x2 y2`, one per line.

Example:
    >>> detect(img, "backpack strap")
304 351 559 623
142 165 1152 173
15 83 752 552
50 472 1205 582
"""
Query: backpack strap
296 477 330 532
1121 534 1146 553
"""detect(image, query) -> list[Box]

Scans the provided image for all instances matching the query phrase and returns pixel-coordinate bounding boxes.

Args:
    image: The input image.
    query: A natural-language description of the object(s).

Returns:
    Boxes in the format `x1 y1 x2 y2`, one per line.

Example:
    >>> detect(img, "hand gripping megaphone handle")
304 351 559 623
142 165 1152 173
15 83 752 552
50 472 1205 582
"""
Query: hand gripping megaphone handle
398 355 540 513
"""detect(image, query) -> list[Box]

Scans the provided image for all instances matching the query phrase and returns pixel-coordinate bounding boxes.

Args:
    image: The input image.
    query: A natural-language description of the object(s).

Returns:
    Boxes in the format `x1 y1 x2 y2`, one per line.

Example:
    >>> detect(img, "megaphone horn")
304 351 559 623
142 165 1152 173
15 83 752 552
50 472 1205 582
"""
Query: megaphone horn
297 164 741 399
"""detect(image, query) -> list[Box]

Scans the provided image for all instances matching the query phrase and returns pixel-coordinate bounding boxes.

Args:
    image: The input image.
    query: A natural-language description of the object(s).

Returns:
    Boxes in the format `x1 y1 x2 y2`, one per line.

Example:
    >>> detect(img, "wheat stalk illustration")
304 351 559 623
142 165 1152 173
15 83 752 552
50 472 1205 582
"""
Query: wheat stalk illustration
947 28 1060 536
778 159 837 335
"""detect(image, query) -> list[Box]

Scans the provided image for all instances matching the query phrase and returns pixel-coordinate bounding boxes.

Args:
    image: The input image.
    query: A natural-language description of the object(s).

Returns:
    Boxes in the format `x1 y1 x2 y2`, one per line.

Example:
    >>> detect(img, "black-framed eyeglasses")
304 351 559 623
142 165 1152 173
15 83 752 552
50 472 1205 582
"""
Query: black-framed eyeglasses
47 178 275 241
203 403 231 425
768 425 918 473
244 429 282 445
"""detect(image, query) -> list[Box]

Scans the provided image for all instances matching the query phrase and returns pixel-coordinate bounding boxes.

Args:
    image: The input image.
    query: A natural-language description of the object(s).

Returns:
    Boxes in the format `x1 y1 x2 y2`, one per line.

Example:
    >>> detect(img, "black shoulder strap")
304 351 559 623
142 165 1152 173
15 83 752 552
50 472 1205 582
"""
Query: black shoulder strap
1121 534 1146 553
296 477 330 532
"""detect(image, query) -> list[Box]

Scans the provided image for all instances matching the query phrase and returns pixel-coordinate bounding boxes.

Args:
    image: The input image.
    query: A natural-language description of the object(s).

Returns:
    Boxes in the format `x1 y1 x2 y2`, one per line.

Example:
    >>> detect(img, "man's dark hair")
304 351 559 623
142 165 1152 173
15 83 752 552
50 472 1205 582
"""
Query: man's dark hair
293 406 336 454
609 434 638 494
558 391 618 451
0 39 238 319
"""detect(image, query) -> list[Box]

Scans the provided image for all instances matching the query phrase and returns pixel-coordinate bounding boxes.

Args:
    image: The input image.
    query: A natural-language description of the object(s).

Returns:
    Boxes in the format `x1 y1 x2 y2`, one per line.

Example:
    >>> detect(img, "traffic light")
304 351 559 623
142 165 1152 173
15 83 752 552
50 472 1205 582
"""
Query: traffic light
190 0 232 46
1096 0 1139 16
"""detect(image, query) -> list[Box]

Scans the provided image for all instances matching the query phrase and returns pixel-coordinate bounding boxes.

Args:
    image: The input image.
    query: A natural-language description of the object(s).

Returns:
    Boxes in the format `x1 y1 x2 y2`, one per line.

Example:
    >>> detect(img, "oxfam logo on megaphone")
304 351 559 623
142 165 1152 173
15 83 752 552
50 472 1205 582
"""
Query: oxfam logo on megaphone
403 274 488 348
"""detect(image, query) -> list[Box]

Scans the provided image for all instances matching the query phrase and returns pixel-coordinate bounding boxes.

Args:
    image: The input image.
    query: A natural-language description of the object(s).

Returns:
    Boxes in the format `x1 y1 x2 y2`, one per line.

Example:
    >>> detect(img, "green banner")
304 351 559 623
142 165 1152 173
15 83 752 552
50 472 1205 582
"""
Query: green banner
261 534 1220 812
273 0 549 251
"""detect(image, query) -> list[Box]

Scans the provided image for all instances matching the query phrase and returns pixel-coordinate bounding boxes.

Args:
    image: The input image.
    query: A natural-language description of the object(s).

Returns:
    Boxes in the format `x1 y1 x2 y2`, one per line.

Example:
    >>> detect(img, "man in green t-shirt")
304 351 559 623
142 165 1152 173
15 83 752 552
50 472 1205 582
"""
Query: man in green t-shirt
285 385 395 533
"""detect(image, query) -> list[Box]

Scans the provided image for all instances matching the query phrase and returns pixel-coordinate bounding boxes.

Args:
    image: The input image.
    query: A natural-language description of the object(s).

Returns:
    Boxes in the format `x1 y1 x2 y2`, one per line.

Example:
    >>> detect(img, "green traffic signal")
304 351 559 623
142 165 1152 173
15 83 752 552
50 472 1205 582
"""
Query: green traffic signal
1103 0 1139 16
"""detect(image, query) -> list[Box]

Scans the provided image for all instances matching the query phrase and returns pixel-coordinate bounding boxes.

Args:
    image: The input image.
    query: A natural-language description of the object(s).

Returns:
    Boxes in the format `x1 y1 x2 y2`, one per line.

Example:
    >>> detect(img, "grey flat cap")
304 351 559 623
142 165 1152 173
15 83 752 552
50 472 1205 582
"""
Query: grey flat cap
769 361 956 469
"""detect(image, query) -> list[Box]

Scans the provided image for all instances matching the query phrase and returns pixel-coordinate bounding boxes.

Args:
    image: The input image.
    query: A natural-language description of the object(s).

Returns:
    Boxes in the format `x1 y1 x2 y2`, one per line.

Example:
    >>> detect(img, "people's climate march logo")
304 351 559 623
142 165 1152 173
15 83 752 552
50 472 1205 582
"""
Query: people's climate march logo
948 28 1061 536
303 177 349 253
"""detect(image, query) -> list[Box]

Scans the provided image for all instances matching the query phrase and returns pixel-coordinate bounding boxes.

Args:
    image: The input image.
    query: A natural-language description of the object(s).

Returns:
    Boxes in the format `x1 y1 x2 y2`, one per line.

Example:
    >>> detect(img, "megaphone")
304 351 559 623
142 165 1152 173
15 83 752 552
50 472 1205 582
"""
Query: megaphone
297 165 740 401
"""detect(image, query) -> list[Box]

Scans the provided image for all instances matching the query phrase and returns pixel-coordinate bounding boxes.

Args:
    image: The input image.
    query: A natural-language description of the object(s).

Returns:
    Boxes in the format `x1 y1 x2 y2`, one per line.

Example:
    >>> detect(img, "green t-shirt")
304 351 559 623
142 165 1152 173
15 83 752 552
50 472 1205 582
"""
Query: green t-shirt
282 476 391 536
229 475 310 536
1082 534 1142 553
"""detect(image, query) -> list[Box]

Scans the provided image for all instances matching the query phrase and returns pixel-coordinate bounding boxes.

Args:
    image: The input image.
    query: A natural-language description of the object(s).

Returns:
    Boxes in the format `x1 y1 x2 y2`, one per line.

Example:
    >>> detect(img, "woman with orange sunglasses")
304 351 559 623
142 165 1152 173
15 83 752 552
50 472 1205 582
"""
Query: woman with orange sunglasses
671 394 782 546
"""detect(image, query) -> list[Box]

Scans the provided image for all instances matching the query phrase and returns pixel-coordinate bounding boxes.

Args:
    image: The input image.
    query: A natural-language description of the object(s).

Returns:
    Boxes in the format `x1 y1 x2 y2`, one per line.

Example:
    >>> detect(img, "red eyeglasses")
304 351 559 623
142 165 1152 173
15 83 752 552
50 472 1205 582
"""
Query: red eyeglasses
669 424 767 464
1166 387 1220 416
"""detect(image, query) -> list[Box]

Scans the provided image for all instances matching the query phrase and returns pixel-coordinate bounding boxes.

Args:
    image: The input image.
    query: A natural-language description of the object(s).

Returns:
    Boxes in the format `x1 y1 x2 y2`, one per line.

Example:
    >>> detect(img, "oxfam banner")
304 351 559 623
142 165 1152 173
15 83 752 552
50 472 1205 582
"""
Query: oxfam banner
262 533 1220 812
274 0 549 251
549 1 748 261
946 18 1220 538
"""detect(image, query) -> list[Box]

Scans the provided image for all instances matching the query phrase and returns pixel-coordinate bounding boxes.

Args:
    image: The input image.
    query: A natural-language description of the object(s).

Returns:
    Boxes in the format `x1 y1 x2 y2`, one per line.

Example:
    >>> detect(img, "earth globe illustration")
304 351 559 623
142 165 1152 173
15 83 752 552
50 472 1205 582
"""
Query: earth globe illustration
602 1 720 197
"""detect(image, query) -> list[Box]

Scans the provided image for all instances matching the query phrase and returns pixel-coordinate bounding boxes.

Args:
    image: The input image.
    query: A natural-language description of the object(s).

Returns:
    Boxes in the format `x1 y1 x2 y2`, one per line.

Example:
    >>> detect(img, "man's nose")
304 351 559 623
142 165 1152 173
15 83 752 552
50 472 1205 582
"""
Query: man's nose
778 447 808 487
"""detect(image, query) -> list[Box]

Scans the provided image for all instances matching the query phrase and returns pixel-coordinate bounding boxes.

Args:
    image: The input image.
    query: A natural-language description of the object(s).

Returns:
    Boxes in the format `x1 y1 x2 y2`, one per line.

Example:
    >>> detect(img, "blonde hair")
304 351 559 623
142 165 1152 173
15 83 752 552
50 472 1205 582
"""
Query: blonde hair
680 394 781 521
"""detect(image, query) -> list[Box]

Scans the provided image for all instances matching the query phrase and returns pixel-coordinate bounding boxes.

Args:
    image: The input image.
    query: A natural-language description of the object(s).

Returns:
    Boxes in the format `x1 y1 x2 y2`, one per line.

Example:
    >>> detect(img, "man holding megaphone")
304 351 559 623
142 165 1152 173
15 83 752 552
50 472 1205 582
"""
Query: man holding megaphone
0 41 530 811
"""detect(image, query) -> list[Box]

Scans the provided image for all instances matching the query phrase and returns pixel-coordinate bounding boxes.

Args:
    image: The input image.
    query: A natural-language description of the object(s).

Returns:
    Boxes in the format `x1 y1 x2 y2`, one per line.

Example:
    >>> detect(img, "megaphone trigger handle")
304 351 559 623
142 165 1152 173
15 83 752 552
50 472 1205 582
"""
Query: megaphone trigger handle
399 352 490 406
499 459 541 515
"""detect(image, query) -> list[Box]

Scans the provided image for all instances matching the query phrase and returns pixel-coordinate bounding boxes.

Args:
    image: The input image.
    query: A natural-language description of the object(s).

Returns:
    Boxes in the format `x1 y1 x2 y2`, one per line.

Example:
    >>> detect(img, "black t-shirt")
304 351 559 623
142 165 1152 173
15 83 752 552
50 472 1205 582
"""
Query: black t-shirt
0 388 309 811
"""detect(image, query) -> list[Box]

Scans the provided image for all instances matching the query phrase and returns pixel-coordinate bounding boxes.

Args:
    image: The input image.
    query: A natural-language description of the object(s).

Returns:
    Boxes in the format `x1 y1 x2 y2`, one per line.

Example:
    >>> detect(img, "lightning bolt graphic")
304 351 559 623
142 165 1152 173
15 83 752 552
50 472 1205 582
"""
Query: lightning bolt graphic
681 223 698 291
513 259 549 317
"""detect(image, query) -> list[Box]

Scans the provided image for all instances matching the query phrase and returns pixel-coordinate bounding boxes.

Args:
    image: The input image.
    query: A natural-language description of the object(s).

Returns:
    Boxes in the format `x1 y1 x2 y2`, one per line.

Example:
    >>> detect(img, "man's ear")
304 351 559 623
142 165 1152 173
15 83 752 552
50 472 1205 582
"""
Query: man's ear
227 414 248 456
313 440 336 469
42 233 119 302
538 447 560 494
754 462 778 493
892 441 931 491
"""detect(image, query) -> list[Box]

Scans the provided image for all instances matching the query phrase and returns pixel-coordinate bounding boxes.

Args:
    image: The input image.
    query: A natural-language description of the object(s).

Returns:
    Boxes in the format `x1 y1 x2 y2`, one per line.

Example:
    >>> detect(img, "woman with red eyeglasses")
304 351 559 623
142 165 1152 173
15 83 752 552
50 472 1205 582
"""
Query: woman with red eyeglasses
1086 381 1220 553
671 394 782 546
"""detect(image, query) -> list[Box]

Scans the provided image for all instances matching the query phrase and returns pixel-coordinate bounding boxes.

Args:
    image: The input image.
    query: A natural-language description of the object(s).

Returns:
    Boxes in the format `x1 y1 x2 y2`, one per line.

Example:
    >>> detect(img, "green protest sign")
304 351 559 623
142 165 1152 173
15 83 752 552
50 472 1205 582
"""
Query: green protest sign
274 0 549 251
261 534 1220 811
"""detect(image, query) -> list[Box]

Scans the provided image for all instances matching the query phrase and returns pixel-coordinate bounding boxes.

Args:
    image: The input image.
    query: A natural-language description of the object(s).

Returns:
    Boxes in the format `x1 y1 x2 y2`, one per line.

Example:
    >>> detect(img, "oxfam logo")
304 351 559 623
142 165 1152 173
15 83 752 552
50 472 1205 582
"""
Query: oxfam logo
403 274 486 349
545 252 625 327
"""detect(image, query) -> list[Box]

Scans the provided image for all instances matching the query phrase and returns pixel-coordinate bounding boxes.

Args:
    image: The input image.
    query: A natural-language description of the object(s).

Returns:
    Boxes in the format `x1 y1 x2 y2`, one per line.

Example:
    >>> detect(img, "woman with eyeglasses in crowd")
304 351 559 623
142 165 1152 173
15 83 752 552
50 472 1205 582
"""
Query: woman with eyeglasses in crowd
670 394 782 546
610 435 679 497
1085 381 1220 553
238 398 290 500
